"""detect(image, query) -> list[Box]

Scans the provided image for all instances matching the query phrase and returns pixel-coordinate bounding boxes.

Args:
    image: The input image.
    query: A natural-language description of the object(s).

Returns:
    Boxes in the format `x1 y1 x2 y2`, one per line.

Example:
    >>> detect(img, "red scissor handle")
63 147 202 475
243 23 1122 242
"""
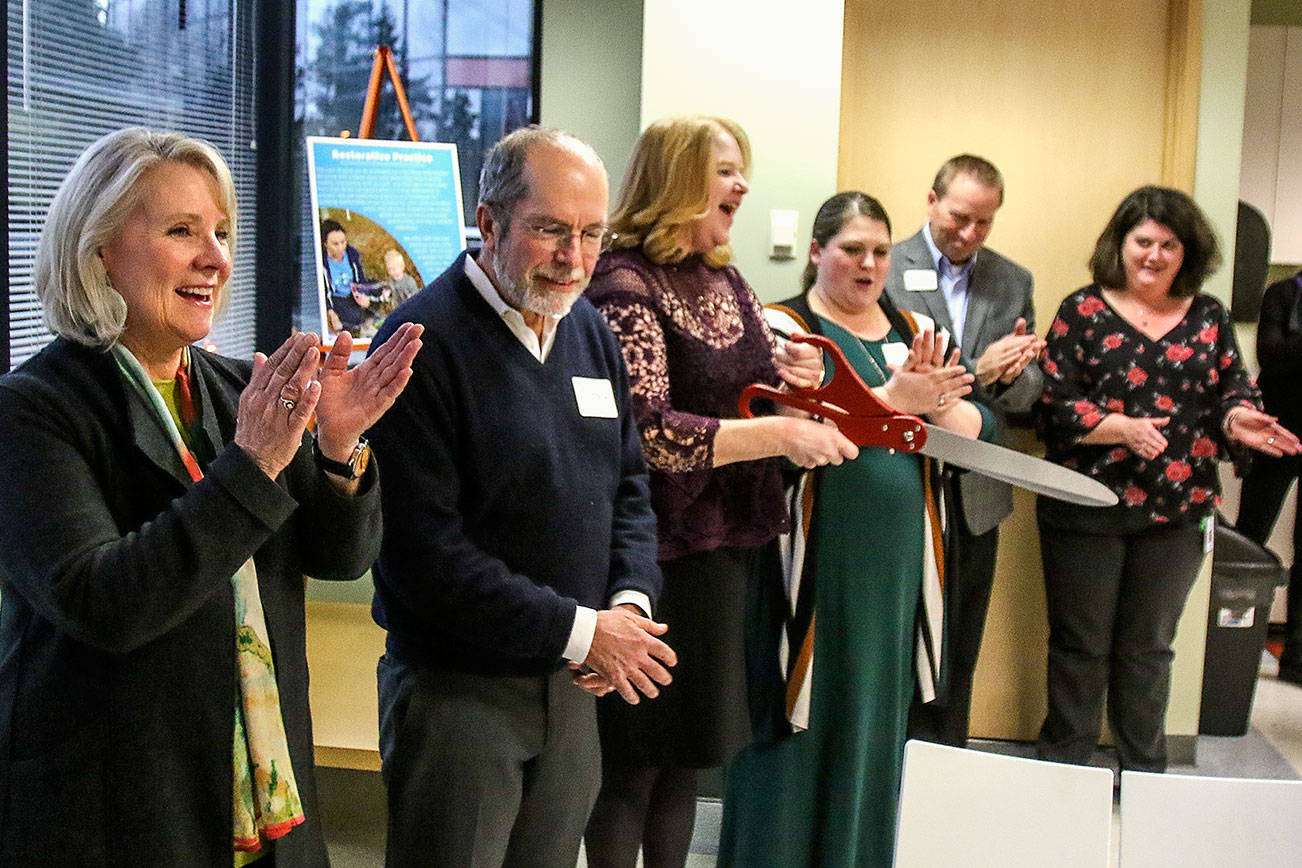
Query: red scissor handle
737 332 928 453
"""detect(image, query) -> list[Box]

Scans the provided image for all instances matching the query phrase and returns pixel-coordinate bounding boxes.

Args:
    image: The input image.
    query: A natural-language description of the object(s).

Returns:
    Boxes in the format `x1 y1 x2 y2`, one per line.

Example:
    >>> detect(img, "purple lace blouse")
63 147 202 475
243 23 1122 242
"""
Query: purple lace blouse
586 248 789 560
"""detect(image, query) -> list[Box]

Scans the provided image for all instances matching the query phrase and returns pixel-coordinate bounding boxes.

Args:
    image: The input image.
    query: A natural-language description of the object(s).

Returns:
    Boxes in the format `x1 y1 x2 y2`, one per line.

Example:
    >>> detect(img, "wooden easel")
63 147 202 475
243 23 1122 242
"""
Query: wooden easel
323 45 419 353
356 45 420 142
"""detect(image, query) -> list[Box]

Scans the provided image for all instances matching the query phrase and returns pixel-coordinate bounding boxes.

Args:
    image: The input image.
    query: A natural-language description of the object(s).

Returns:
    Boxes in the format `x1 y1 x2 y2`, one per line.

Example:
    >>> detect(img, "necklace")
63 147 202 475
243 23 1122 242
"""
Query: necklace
1109 289 1180 330
855 335 890 386
1132 298 1155 328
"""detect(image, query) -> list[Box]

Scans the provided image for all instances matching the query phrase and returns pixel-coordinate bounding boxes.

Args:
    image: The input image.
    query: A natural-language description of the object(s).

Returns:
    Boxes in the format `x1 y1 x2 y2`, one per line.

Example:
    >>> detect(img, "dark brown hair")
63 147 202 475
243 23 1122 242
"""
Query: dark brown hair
1089 185 1221 297
801 191 891 291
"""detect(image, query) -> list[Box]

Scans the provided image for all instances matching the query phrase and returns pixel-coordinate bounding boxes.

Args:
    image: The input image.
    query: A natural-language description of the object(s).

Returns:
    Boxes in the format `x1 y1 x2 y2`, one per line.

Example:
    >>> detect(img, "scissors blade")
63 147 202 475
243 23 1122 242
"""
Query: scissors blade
918 424 1118 507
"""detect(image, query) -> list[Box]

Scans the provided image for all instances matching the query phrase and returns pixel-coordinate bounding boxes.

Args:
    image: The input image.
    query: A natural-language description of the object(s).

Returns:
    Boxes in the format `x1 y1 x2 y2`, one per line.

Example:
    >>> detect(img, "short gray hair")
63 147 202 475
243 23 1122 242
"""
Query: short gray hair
478 125 602 229
34 127 237 347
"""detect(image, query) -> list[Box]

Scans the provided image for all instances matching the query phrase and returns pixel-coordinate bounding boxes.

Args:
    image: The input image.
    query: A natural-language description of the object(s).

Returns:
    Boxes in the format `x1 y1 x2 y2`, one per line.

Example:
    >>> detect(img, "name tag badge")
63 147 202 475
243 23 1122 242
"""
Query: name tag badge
881 342 910 369
572 376 618 418
903 269 939 291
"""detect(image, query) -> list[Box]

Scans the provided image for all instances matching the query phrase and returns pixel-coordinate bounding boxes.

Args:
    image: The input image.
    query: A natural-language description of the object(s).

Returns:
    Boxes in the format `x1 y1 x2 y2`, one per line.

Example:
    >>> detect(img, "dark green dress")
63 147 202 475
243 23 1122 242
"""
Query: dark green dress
719 316 943 867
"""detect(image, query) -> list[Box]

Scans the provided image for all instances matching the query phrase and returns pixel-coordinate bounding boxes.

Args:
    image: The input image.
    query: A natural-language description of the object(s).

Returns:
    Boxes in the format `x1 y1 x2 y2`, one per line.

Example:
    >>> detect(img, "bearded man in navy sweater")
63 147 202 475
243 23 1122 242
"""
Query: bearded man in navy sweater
366 126 674 868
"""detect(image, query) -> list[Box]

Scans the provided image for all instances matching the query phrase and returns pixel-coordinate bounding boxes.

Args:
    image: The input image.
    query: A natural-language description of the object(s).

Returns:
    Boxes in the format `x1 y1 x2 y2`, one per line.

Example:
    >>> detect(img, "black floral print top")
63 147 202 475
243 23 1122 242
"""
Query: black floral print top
1037 284 1260 529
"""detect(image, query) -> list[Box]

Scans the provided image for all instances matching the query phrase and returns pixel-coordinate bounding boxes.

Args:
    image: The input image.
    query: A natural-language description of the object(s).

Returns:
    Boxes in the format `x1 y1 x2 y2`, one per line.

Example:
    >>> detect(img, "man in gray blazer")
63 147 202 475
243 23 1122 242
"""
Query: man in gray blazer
886 154 1044 747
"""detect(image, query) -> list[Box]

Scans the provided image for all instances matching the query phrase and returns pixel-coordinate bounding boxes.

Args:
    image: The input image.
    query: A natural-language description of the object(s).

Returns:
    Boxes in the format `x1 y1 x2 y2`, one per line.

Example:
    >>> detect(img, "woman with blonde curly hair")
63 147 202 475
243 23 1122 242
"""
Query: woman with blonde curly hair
581 116 857 868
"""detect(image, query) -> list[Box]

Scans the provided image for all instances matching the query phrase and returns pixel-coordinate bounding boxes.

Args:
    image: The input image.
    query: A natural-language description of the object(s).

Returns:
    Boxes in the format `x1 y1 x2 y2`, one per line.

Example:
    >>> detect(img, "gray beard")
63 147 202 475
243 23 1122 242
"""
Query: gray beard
491 247 585 320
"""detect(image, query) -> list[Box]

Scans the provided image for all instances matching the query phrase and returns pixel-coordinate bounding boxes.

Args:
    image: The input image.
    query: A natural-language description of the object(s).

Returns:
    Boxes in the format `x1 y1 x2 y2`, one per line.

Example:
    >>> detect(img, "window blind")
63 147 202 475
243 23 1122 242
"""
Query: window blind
6 0 259 368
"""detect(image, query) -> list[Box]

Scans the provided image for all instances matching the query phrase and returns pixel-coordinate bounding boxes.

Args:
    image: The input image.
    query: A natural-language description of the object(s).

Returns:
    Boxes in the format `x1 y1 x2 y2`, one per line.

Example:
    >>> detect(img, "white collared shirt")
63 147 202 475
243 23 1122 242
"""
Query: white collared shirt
461 254 652 663
464 251 560 362
922 223 977 347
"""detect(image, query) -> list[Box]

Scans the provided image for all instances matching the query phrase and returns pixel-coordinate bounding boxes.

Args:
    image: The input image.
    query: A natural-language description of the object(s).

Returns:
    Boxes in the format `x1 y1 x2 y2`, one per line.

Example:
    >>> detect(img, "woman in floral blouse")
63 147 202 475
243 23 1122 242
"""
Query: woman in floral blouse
1035 185 1299 773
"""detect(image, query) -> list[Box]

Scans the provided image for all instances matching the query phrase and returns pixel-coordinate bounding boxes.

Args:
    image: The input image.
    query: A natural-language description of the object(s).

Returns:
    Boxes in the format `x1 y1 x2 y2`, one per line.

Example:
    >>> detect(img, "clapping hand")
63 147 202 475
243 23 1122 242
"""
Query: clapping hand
975 318 1045 386
314 323 424 464
235 332 325 480
881 329 974 415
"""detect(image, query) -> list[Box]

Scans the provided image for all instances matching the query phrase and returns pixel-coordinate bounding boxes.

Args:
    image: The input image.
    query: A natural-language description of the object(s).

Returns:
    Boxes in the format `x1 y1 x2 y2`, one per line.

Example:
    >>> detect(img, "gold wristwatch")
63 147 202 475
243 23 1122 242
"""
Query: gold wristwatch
314 436 371 480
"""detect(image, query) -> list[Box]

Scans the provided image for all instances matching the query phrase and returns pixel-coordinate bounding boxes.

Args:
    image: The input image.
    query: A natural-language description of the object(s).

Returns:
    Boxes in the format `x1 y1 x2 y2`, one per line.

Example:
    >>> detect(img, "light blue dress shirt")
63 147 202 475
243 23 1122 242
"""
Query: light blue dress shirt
922 223 978 347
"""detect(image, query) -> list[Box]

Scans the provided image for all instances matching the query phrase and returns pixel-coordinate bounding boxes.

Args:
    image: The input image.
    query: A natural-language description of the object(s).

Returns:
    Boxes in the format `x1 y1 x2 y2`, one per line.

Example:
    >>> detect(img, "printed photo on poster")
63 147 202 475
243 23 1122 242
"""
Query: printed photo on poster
306 136 466 342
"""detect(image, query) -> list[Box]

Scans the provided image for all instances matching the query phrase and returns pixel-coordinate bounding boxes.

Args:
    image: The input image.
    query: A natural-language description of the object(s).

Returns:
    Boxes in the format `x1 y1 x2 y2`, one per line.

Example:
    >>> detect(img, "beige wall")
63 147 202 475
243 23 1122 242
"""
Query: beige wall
839 0 1177 329
838 0 1244 744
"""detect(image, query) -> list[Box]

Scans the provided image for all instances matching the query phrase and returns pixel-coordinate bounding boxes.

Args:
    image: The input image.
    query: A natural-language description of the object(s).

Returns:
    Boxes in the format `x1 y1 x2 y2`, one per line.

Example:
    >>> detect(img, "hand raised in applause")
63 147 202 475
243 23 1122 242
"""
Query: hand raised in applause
578 604 677 704
879 329 974 415
235 332 325 479
313 323 423 465
975 318 1044 386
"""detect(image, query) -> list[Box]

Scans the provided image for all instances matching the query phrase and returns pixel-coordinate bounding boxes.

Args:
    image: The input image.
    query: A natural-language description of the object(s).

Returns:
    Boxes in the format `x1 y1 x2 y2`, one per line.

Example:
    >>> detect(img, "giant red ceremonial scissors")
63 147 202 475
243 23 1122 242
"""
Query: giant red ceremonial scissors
738 332 1117 507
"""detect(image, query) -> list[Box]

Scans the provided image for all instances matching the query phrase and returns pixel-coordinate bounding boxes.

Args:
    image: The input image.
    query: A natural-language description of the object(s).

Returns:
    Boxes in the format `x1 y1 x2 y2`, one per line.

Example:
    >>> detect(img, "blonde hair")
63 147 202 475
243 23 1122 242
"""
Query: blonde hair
608 116 751 268
34 127 237 347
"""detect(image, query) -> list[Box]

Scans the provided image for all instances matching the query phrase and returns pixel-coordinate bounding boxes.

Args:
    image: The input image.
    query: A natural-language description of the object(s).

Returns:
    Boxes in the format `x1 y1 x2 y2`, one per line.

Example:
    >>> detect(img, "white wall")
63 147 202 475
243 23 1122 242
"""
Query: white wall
538 0 644 191
1196 0 1253 306
639 0 845 301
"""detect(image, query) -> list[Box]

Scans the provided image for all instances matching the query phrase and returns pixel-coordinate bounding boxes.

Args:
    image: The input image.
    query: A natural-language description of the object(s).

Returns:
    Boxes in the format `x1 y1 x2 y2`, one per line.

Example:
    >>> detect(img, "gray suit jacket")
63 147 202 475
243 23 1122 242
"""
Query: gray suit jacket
885 227 1041 535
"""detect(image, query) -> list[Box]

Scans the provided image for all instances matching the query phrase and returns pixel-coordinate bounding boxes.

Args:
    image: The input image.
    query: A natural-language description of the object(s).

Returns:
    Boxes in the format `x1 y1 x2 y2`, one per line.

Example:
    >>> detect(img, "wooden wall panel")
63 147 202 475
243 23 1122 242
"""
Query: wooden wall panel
839 0 1202 741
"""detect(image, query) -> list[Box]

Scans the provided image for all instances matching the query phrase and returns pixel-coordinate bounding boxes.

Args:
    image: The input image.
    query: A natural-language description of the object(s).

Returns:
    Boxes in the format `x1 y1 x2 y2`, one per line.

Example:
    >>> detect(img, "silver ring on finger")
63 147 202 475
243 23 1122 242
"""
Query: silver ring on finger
1268 436 1276 446
937 394 947 406
280 397 296 411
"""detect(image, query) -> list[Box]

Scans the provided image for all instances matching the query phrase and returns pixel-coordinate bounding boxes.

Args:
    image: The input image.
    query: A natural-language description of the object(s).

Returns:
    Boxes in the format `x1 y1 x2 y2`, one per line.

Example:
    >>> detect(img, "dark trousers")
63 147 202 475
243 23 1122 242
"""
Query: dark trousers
377 657 601 868
1236 452 1302 669
908 525 999 746
1036 521 1204 772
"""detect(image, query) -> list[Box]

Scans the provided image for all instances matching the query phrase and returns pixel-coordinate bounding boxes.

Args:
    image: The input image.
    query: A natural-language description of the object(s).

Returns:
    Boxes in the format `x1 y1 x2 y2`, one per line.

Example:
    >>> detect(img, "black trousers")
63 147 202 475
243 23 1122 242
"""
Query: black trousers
377 658 601 868
907 525 999 746
1035 520 1204 772
1236 451 1302 669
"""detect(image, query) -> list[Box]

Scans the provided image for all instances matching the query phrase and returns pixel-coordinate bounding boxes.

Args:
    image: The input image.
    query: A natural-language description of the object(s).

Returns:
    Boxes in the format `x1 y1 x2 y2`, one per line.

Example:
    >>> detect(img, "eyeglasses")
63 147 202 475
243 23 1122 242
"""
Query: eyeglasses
517 216 608 254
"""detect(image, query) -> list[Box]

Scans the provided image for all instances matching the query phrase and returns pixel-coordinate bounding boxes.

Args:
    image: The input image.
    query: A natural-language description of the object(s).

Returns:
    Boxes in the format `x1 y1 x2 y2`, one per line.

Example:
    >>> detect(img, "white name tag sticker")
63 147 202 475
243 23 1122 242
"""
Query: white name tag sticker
903 269 939 291
882 342 910 369
572 376 618 418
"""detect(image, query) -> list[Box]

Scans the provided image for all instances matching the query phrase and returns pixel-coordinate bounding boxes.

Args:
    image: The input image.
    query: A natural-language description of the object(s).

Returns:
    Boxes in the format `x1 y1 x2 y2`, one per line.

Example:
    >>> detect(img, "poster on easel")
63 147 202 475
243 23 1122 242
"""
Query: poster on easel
306 136 466 343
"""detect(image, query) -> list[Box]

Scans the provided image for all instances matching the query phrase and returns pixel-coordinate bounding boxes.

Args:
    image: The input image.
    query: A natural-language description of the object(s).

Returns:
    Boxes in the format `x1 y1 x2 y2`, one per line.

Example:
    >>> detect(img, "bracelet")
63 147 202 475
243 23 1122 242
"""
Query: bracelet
1222 407 1247 438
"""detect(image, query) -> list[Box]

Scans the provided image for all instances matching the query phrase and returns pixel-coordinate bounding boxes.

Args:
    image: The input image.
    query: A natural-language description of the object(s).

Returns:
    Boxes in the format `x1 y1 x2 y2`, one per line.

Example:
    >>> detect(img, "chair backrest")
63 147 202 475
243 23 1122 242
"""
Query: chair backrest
894 739 1114 868
1119 770 1302 866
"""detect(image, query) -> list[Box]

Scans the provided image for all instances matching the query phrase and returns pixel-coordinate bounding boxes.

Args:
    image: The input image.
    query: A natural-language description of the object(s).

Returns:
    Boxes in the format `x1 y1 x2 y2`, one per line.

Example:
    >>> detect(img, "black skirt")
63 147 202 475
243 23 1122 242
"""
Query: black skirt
596 545 757 768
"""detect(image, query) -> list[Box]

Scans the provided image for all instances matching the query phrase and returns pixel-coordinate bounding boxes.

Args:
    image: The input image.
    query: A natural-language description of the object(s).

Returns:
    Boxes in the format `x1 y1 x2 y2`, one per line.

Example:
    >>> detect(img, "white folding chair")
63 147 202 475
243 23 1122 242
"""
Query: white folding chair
894 739 1114 867
1119 770 1302 865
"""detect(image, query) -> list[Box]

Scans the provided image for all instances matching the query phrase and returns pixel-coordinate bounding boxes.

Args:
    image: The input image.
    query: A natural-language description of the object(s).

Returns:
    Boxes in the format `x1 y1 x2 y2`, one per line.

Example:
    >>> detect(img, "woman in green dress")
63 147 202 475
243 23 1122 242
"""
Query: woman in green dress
719 191 996 867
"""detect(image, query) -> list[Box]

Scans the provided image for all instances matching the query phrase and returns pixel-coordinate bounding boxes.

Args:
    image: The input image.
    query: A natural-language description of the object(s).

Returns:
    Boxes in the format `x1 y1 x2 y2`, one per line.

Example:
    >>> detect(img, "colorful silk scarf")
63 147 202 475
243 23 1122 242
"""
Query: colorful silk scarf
112 345 305 854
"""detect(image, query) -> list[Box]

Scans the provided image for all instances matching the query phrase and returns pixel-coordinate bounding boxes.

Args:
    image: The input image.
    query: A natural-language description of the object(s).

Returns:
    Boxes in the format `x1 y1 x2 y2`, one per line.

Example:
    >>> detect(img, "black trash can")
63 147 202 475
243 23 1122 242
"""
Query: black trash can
1199 519 1286 736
